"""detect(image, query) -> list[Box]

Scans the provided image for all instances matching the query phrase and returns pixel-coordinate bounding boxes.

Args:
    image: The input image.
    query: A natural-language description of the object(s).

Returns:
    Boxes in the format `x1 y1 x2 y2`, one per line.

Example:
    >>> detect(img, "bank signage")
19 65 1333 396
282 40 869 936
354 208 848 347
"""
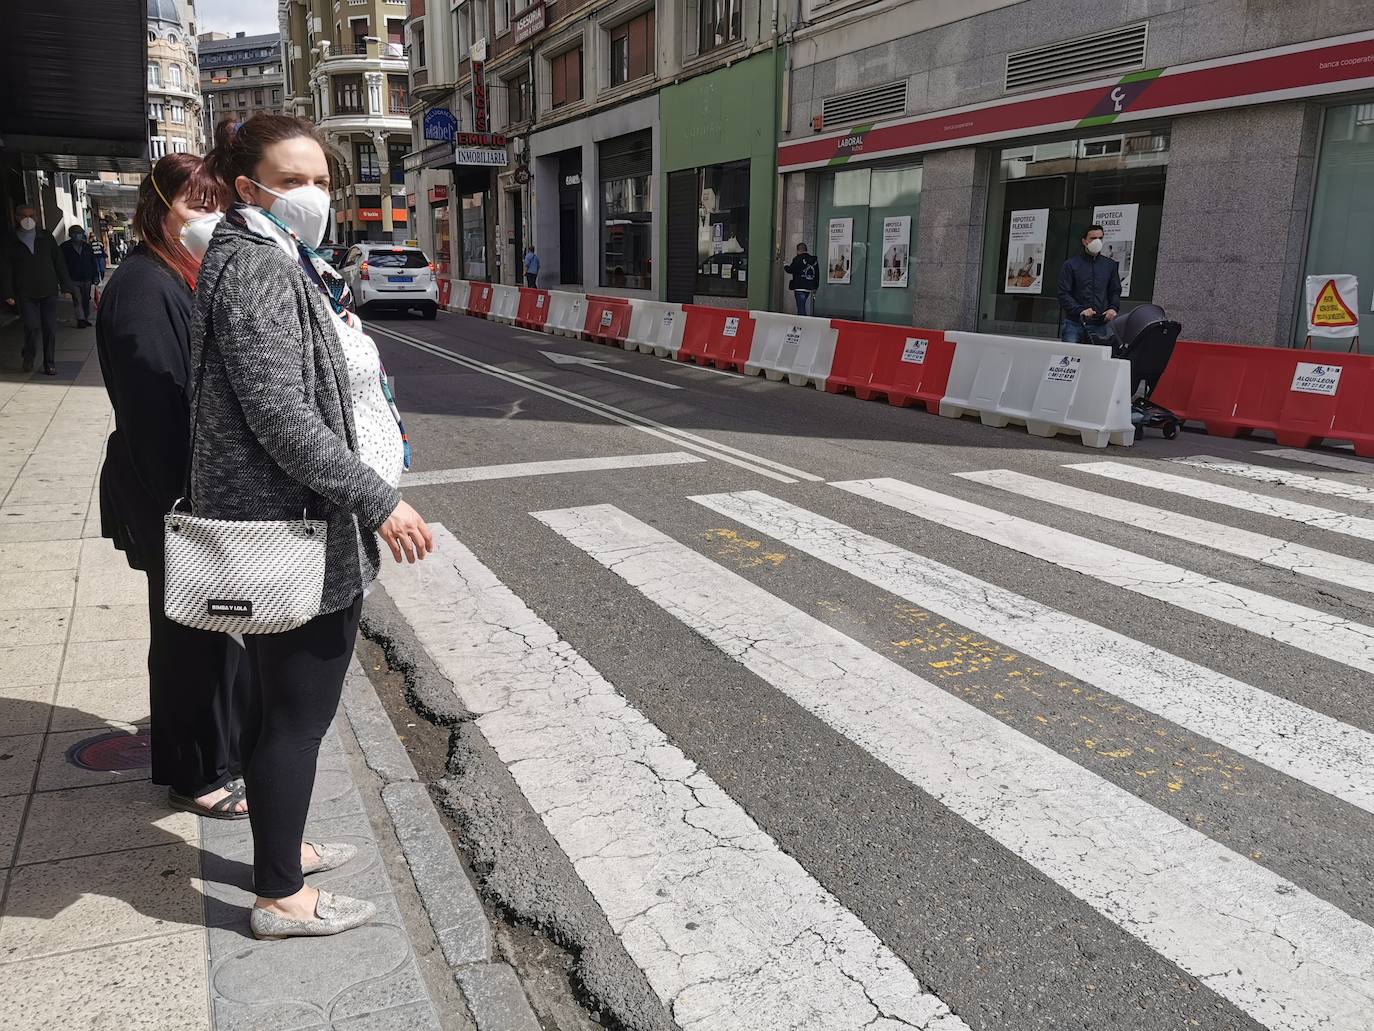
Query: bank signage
513 2 545 44
780 31 1374 171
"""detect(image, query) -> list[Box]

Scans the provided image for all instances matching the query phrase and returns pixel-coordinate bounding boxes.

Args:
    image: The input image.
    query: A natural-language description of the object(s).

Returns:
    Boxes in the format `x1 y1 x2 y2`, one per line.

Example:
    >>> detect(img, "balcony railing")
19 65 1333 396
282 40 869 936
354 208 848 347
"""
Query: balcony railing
329 40 407 58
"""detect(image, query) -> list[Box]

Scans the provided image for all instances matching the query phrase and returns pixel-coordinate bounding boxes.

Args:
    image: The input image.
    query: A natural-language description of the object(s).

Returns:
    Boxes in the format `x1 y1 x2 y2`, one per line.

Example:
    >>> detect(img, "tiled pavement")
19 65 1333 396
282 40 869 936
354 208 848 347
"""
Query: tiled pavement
0 304 498 1030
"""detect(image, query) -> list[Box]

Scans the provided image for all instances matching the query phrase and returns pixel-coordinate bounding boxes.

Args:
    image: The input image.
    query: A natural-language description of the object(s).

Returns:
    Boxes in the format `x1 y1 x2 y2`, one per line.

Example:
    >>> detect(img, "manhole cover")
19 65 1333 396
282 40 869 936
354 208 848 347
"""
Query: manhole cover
67 730 152 771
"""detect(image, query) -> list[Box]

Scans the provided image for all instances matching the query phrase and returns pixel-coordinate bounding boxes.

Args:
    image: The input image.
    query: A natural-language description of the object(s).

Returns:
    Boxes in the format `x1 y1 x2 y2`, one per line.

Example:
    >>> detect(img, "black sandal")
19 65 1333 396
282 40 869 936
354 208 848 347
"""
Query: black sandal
168 780 250 820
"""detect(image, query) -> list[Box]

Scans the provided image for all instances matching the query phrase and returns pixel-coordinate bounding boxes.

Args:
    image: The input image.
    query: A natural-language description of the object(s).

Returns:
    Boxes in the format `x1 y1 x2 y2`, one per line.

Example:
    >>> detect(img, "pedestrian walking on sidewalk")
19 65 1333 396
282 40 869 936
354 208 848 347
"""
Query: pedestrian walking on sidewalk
784 242 819 316
523 244 540 288
199 114 432 941
1 205 76 374
1057 224 1122 346
60 226 101 328
96 154 255 822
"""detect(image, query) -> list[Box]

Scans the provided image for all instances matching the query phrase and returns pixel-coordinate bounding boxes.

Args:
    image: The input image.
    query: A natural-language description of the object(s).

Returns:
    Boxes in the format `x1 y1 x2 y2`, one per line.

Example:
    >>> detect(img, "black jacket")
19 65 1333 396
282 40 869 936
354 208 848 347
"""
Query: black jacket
1 229 75 302
61 239 102 283
1057 252 1122 322
784 253 820 292
96 249 196 570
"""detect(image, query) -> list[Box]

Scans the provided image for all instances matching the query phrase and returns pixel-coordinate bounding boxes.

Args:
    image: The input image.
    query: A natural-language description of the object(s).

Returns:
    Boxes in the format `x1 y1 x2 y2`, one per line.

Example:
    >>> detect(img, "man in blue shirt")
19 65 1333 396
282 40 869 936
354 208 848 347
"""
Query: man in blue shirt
1057 224 1121 345
522 245 540 288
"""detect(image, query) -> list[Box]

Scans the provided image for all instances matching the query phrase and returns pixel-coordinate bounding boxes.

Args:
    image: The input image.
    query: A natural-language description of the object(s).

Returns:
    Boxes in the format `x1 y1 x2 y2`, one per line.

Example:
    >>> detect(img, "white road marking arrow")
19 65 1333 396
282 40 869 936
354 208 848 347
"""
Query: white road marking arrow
540 349 682 389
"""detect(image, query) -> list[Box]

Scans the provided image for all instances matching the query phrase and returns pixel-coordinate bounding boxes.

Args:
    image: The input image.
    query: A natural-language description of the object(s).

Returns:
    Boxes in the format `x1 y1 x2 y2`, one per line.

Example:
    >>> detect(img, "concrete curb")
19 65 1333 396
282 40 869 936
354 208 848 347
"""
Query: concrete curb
342 659 541 1031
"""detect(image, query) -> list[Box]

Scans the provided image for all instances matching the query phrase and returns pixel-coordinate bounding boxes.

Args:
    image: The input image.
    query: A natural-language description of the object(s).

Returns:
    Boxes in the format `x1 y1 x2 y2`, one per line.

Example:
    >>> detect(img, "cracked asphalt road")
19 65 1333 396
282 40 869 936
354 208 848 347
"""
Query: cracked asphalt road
363 309 1374 1031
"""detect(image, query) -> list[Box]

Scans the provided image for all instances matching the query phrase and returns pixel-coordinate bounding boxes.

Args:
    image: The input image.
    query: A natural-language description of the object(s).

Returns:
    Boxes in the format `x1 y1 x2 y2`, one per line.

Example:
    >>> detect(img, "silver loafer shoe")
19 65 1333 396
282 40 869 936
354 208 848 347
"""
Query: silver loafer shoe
250 889 377 941
301 841 357 876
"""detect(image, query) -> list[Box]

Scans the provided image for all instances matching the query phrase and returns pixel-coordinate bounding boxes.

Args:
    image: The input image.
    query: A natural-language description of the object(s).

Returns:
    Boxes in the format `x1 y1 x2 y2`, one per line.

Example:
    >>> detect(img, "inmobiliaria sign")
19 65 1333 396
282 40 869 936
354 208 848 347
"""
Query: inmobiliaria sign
778 31 1374 171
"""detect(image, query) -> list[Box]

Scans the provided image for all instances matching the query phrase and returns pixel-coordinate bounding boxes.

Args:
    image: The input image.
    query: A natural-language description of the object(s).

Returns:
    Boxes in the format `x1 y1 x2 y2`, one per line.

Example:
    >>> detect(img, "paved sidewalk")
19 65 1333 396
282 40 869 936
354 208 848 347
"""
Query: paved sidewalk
0 308 538 1030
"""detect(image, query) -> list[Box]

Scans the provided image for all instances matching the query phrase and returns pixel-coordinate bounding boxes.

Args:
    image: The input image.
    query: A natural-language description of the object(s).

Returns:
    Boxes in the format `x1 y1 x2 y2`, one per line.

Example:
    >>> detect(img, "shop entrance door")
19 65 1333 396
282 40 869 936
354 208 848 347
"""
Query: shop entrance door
814 165 922 325
558 150 583 285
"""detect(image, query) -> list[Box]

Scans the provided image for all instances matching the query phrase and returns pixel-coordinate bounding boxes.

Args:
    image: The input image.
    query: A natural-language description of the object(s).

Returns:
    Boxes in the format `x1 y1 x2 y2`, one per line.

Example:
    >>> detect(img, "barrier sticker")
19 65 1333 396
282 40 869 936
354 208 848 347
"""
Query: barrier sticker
723 317 741 337
901 338 928 364
571 300 582 313
1291 362 1343 396
1046 355 1082 383
661 310 676 329
600 309 614 327
783 327 803 349
536 295 545 308
483 287 490 298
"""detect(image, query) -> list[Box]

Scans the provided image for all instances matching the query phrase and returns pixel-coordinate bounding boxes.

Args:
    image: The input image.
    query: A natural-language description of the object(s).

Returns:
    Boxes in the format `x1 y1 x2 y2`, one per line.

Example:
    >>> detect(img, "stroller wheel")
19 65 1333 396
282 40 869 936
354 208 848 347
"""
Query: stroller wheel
1163 422 1179 440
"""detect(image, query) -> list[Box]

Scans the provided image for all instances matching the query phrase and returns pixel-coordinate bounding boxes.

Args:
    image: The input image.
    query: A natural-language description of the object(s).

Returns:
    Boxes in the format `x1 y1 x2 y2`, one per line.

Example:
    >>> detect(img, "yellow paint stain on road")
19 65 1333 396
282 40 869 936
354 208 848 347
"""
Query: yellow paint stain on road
704 528 787 569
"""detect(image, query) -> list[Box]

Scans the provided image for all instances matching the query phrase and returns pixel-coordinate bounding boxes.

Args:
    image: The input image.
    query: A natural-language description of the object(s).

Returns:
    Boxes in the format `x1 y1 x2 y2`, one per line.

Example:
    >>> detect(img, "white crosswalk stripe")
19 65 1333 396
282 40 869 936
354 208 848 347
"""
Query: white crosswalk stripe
1258 448 1374 476
1175 454 1374 505
1068 460 1374 541
832 477 1374 675
537 502 1374 1031
380 525 966 1031
688 488 1374 815
956 467 1374 597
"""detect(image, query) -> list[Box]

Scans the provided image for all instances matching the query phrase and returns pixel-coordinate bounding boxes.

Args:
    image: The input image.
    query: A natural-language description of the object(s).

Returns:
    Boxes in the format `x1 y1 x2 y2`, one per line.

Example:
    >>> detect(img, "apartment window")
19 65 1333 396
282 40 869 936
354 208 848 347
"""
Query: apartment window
388 74 408 114
172 138 188 154
550 46 582 109
610 8 654 87
253 89 264 105
413 23 426 67
237 91 247 104
149 101 164 121
454 5 469 56
357 142 381 183
698 0 740 54
389 142 408 184
351 18 368 51
462 92 474 129
150 135 167 159
272 87 281 103
335 75 365 113
168 64 183 88
506 70 530 124
148 64 161 88
170 102 185 124
495 0 512 34
386 18 405 57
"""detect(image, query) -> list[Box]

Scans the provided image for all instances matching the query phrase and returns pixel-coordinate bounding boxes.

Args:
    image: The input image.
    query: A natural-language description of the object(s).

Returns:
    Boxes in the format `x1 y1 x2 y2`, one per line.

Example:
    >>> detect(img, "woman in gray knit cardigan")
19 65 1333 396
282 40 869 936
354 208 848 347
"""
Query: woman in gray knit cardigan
196 115 433 940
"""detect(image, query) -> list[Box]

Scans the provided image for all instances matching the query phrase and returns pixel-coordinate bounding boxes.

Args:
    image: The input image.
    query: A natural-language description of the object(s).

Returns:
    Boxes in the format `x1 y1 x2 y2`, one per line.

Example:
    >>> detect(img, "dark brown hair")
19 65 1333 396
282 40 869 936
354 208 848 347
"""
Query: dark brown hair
203 114 325 207
134 153 219 289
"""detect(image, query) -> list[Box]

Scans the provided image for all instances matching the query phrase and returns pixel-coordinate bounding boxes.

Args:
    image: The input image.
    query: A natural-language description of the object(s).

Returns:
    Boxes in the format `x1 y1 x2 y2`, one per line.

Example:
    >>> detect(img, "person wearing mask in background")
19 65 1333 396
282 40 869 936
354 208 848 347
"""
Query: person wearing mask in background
523 244 540 288
2 205 76 374
61 226 102 328
199 114 431 940
1057 224 1122 345
89 233 108 284
784 242 820 316
96 154 254 822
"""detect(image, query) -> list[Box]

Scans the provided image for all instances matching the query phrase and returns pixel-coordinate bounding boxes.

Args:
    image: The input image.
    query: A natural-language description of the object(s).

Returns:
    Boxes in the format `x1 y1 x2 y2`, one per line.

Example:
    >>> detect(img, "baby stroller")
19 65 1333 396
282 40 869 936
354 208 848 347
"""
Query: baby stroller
1109 303 1183 440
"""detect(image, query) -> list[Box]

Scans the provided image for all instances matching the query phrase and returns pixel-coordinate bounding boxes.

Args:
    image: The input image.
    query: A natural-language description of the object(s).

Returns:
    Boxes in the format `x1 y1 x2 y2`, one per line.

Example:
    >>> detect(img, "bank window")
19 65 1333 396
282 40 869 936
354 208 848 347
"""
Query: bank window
507 71 531 124
978 128 1170 338
694 160 749 297
335 75 365 113
698 0 740 54
550 46 583 108
610 8 654 87
814 165 922 324
1303 102 1374 343
357 142 381 183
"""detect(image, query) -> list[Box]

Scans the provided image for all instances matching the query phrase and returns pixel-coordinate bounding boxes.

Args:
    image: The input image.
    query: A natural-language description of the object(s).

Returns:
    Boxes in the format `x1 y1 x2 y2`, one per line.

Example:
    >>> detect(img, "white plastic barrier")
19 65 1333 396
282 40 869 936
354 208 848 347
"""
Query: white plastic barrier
744 311 839 389
939 331 1135 448
626 299 687 357
546 291 587 337
490 284 520 324
449 279 471 312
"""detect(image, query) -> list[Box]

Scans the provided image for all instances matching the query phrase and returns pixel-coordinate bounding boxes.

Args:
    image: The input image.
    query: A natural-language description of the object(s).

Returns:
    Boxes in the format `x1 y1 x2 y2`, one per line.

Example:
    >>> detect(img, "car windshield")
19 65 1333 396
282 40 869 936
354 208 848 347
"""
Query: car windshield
367 250 429 268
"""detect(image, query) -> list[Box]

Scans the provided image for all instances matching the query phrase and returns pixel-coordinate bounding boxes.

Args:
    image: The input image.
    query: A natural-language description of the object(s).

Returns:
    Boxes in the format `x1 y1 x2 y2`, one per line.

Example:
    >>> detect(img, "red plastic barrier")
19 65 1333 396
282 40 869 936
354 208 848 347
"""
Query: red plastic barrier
581 296 632 345
824 320 955 412
1153 340 1374 456
516 287 551 330
676 305 755 371
437 277 452 308
465 282 493 318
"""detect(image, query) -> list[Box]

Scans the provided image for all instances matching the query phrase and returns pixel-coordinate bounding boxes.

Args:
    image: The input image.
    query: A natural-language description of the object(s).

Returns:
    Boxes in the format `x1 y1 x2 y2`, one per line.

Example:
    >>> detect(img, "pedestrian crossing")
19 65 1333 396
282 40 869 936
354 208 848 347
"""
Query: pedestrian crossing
381 450 1374 1031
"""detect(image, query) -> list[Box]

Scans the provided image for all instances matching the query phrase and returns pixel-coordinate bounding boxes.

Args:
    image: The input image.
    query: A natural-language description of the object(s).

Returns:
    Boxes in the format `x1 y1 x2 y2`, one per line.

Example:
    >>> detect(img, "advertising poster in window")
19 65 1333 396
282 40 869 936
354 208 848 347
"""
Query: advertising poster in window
880 215 910 288
1091 203 1138 296
1003 208 1048 294
827 217 853 285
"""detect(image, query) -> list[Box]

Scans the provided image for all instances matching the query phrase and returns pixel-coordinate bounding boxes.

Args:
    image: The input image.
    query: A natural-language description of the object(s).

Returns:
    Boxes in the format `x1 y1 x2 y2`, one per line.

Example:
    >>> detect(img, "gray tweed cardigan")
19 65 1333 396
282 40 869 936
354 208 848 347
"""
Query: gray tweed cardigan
189 218 401 615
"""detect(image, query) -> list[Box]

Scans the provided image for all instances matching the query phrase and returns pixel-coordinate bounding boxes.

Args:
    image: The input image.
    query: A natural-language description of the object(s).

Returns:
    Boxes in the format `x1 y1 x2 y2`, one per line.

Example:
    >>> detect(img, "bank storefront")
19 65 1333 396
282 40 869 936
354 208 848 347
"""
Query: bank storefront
778 30 1374 343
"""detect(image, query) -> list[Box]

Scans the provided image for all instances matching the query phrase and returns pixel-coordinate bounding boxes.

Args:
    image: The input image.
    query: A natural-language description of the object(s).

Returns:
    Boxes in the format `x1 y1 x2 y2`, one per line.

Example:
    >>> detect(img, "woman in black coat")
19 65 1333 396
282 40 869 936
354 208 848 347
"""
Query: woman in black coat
95 154 253 818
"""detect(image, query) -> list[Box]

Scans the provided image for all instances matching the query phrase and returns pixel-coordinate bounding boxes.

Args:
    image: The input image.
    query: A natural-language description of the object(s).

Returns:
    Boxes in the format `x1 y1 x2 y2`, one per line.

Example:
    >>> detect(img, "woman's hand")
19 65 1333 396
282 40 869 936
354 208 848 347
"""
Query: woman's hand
378 500 434 564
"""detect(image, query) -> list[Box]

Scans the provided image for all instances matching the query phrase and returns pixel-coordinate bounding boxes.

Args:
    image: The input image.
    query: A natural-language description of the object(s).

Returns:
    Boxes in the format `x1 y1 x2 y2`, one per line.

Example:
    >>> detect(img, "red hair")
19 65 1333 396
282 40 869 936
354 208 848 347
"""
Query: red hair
134 154 219 289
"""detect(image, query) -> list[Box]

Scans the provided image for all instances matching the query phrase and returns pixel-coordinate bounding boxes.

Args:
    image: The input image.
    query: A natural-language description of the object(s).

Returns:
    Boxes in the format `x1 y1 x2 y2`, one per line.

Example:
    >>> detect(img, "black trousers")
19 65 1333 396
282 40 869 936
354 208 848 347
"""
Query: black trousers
146 560 252 798
19 295 58 366
240 596 363 899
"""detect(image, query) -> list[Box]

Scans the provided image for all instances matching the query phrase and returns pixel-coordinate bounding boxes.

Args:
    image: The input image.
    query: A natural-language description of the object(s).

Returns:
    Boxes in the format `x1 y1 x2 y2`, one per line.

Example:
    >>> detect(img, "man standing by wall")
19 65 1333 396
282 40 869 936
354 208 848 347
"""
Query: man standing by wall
2 206 76 374
60 226 102 329
1057 224 1121 345
784 242 819 316
523 245 540 288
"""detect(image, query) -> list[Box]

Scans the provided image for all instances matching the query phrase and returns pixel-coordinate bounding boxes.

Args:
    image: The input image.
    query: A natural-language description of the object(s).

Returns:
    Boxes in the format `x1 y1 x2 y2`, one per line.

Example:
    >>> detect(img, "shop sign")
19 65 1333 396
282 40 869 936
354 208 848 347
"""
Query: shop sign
1004 208 1048 295
472 60 489 133
513 2 545 44
827 218 853 285
779 32 1374 172
469 39 487 62
880 215 911 289
1092 204 1139 296
455 131 506 147
454 147 509 166
423 107 459 142
428 185 449 203
1290 362 1344 396
564 173 581 187
1306 274 1360 338
355 207 410 223
1045 355 1082 384
900 338 928 364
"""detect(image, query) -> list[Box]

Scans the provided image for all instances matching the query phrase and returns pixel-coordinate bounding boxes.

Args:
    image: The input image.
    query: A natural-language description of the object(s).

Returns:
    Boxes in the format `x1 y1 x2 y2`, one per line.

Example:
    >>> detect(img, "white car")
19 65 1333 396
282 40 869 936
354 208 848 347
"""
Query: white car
340 243 439 319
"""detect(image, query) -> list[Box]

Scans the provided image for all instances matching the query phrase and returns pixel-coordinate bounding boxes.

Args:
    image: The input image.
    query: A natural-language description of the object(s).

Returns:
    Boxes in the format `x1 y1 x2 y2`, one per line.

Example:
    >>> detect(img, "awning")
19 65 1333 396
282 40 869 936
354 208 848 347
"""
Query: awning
1 0 151 172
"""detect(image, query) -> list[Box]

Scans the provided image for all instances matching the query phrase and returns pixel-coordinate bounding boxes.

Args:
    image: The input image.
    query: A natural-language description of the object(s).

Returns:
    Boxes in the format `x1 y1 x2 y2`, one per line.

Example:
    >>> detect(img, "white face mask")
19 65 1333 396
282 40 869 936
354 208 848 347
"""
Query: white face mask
18 217 36 232
248 179 331 248
1085 238 1104 256
179 212 224 262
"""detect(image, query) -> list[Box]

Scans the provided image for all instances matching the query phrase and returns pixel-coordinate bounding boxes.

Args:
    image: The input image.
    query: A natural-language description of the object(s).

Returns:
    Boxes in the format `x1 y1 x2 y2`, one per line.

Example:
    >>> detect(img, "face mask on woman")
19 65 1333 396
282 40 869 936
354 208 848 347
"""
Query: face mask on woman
18 217 36 232
248 180 331 248
180 212 224 262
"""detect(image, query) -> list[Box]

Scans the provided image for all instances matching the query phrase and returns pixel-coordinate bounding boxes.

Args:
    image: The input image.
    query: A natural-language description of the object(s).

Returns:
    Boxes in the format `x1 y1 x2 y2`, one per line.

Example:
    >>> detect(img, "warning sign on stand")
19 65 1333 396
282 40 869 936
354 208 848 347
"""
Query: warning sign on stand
1290 362 1343 396
1305 275 1360 338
